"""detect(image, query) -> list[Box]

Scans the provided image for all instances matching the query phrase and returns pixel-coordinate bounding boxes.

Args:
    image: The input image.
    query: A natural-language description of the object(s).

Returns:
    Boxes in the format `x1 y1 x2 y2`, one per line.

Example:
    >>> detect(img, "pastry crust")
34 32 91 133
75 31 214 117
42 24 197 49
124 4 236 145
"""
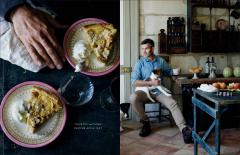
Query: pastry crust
21 86 62 133
83 23 117 64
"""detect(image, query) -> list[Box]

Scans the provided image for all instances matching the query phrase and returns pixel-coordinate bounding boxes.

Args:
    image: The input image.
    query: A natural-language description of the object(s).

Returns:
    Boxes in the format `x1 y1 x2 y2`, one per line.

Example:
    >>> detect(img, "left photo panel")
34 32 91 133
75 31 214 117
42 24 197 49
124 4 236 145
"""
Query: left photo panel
0 0 120 155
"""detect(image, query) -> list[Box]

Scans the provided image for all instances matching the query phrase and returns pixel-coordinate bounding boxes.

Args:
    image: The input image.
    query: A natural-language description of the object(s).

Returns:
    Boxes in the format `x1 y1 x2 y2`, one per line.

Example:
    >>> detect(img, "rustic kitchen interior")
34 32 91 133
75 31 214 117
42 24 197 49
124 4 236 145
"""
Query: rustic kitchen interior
120 0 240 154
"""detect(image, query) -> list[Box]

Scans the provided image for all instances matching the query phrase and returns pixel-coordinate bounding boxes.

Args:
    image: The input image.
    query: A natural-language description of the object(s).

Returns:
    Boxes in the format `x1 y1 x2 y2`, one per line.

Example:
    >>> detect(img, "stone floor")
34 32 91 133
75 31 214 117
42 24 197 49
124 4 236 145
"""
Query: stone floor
120 121 240 155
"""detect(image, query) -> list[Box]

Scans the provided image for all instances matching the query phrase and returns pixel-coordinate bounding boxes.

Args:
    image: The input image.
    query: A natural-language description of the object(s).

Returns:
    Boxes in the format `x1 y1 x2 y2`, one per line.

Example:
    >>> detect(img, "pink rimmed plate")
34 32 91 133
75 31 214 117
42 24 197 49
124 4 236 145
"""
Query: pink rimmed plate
0 81 67 148
64 18 119 76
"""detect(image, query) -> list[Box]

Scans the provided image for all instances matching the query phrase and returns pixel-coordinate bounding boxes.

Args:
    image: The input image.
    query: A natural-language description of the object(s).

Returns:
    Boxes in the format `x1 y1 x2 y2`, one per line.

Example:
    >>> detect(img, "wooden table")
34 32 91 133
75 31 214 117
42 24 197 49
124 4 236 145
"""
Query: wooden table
174 77 240 129
192 88 240 155
0 59 120 155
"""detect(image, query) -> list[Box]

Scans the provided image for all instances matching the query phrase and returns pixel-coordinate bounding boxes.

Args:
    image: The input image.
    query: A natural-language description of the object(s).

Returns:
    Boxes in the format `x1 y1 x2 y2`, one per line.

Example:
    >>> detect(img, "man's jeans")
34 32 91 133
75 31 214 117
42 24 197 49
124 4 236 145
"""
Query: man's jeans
130 90 186 131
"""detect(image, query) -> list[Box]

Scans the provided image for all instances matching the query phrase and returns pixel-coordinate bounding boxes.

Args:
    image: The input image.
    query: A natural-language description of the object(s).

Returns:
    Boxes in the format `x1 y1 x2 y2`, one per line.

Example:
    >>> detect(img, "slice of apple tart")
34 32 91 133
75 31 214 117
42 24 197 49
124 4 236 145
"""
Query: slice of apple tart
17 86 62 133
82 23 117 64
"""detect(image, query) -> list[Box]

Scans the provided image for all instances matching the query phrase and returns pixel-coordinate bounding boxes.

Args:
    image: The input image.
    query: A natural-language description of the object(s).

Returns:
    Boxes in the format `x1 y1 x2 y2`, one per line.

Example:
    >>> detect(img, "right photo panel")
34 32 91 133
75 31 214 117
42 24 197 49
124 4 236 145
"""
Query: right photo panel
120 0 240 155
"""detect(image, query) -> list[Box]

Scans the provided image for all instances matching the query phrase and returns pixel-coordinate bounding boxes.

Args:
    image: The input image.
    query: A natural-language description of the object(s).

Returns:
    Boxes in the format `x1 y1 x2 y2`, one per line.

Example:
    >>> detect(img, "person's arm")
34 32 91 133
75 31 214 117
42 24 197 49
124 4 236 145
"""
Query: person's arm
131 60 160 87
0 0 25 21
10 4 65 69
134 79 160 87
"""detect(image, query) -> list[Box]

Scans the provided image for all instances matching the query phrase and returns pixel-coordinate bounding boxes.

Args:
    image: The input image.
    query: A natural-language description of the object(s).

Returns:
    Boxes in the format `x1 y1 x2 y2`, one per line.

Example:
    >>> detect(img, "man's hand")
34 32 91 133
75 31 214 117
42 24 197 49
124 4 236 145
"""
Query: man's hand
134 79 161 87
150 79 161 86
10 5 65 69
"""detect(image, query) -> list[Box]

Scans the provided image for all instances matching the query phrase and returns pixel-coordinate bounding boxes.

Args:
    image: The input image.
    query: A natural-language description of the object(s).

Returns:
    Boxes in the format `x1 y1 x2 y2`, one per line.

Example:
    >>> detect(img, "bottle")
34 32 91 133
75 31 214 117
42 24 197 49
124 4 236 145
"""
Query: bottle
209 57 217 78
210 57 217 72
158 29 167 54
209 57 214 70
205 57 210 75
211 57 216 67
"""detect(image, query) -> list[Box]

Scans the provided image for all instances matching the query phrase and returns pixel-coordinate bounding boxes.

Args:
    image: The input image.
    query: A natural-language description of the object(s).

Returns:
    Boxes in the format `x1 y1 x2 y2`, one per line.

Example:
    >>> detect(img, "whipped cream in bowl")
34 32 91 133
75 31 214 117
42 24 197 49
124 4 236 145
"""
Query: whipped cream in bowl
72 40 91 72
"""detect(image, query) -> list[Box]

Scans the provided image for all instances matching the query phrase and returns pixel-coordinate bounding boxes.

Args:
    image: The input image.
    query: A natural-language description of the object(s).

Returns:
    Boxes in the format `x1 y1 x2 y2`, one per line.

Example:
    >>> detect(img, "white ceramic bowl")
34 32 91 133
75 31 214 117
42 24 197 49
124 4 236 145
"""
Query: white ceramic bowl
173 68 181 75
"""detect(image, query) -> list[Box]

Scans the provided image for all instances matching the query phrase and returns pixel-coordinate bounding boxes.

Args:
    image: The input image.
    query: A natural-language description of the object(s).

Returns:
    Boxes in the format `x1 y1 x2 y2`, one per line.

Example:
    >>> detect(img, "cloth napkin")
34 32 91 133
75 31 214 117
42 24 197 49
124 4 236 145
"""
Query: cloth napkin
0 3 57 73
0 17 45 72
197 84 218 92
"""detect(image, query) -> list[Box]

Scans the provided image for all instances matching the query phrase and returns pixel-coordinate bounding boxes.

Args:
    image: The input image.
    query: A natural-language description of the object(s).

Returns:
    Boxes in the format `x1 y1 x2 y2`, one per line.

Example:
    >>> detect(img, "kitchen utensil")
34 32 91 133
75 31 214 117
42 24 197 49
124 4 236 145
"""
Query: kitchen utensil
59 73 94 107
100 77 119 112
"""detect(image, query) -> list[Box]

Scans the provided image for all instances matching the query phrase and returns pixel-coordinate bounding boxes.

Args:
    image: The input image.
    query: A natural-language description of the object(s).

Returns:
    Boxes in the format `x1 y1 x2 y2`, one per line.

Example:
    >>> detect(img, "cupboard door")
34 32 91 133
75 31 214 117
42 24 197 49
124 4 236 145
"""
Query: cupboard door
203 31 219 52
226 32 240 52
192 30 203 52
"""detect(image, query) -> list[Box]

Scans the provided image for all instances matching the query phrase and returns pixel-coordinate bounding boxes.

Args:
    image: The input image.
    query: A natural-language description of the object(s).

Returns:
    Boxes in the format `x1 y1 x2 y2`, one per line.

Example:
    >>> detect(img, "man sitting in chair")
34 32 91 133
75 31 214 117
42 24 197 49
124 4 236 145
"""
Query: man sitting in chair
130 38 193 144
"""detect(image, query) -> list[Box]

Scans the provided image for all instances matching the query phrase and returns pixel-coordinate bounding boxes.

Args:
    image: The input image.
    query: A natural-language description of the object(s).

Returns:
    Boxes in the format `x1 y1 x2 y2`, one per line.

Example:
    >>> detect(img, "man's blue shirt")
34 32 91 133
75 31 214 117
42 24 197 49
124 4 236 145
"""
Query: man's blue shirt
131 55 173 85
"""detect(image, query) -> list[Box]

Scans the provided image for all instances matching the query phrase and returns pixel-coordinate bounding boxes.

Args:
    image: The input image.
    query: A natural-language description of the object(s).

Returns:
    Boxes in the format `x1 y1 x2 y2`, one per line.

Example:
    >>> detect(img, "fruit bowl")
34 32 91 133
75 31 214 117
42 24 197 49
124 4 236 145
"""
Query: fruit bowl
189 66 203 79
212 82 240 92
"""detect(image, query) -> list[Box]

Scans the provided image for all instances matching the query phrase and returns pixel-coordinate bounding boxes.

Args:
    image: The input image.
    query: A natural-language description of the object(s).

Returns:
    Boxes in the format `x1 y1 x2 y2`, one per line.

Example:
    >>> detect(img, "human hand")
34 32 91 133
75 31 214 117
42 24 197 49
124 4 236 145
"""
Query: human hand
150 79 161 86
10 5 65 69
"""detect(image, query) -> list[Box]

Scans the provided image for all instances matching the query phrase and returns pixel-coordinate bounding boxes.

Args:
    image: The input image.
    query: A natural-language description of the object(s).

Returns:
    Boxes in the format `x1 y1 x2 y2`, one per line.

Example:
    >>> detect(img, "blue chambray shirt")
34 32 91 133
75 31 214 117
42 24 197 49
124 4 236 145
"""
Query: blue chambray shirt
131 55 173 86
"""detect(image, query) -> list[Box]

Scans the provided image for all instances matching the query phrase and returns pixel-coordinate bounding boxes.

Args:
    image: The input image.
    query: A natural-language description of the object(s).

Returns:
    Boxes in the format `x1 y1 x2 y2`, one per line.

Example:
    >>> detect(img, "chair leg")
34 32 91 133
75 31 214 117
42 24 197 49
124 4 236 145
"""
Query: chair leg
159 103 162 122
169 113 174 127
145 102 174 126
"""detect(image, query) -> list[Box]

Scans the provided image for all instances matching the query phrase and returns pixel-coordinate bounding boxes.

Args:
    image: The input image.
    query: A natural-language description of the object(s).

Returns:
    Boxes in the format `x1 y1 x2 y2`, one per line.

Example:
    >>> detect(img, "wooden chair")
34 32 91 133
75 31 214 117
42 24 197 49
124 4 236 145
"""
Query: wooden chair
144 102 174 126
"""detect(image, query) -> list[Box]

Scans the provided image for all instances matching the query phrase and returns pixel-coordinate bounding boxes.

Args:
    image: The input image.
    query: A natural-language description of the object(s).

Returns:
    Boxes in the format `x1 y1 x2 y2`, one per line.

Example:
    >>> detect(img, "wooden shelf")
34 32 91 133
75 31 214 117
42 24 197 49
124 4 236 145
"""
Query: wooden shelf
188 0 240 53
191 3 240 9
175 77 240 86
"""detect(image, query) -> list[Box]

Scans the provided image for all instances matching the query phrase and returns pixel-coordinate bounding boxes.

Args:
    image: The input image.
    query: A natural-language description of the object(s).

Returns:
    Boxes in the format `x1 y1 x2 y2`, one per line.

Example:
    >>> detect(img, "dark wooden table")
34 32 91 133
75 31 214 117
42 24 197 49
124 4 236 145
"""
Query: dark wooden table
175 76 240 86
192 88 240 155
0 1 120 154
175 77 240 129
0 58 119 155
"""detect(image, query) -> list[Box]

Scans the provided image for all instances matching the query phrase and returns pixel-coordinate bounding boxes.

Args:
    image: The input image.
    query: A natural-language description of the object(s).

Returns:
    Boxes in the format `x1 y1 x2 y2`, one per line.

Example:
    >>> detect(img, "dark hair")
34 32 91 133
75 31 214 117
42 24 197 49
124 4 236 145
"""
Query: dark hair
141 38 154 47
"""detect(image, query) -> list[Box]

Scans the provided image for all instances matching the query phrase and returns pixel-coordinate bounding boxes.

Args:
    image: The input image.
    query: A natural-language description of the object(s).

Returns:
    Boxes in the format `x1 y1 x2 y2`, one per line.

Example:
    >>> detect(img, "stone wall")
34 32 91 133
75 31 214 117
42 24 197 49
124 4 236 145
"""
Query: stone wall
140 0 240 76
139 0 240 114
140 0 240 74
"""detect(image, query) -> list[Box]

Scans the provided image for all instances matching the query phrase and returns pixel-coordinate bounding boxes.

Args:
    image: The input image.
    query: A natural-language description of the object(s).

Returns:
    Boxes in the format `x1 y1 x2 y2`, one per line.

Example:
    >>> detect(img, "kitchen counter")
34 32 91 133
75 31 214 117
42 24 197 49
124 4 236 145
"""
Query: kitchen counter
175 76 240 86
173 75 240 129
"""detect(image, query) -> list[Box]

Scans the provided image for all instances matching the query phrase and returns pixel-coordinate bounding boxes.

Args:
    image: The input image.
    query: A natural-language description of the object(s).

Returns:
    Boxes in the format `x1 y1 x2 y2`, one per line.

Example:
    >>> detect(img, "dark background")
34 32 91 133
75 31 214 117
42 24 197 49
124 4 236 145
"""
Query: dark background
0 0 120 155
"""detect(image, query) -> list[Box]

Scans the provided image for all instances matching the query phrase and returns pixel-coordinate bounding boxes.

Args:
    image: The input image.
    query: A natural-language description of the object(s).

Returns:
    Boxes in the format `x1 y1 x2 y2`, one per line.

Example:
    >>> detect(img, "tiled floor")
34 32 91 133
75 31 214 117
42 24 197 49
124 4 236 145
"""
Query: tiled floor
121 121 240 155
